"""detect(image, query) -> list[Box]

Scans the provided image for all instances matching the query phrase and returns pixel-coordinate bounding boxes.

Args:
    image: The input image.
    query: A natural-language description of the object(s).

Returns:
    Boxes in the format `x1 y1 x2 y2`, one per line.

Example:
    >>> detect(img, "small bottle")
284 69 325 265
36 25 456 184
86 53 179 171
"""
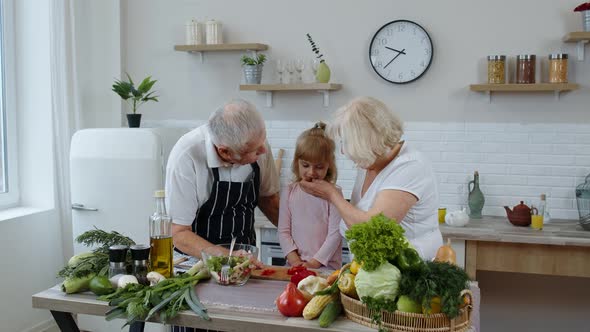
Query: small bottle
150 190 173 278
540 193 551 223
108 245 129 278
130 244 151 285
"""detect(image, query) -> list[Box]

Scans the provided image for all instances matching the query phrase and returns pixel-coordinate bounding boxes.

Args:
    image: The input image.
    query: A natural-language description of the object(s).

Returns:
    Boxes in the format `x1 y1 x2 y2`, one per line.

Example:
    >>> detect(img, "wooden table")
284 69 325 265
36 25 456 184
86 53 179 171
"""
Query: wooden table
440 217 590 279
33 283 374 332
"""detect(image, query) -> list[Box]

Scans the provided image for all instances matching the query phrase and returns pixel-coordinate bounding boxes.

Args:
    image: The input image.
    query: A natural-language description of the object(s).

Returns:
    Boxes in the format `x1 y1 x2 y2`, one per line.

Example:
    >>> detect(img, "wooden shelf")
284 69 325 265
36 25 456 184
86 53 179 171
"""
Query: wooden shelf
562 32 590 60
174 43 268 52
174 43 268 62
469 83 580 102
239 83 343 107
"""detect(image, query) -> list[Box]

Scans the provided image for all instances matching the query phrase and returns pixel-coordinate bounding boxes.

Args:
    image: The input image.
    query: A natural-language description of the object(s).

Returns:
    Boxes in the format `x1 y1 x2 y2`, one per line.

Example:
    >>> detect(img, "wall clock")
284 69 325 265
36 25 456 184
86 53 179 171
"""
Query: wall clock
369 20 433 84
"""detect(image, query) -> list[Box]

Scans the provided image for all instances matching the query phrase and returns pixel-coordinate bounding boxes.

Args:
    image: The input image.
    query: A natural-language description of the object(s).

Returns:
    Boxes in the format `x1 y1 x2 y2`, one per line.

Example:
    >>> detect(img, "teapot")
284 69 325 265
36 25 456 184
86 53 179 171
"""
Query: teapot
445 207 470 227
504 201 535 227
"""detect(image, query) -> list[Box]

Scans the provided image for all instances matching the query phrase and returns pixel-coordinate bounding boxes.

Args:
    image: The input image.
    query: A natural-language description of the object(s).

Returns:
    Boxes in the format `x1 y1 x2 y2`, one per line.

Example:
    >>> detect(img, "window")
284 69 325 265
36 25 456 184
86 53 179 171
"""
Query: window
0 0 19 208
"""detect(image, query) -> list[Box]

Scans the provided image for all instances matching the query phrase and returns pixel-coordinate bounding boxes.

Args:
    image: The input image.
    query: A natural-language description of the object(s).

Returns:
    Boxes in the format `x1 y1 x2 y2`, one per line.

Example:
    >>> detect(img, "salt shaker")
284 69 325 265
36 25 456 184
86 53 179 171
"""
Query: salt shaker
108 245 128 278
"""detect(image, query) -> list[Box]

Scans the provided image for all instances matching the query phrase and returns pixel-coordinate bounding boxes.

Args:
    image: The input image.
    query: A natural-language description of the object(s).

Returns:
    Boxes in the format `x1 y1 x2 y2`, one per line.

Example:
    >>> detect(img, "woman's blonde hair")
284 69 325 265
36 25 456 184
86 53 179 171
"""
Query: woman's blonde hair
328 97 404 168
291 122 337 183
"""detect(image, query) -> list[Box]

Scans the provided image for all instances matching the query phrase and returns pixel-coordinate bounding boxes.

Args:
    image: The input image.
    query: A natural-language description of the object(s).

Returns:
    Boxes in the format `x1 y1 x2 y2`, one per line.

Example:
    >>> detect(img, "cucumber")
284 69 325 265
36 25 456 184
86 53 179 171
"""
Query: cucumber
318 300 343 328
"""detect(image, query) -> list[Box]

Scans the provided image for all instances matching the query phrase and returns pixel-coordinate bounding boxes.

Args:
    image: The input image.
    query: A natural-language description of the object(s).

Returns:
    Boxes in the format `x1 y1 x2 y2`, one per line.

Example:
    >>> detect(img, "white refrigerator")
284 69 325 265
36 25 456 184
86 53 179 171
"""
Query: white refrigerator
70 127 188 331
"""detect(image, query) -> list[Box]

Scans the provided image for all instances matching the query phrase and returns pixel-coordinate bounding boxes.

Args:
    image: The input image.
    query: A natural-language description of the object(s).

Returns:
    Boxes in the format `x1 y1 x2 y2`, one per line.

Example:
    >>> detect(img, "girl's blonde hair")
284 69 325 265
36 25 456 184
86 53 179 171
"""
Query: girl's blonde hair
328 97 404 168
291 122 337 183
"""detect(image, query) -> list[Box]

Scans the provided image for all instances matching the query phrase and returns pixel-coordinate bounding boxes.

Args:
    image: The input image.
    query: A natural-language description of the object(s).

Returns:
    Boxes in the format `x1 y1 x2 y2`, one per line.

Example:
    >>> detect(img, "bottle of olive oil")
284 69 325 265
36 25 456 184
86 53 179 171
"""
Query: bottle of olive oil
149 190 173 278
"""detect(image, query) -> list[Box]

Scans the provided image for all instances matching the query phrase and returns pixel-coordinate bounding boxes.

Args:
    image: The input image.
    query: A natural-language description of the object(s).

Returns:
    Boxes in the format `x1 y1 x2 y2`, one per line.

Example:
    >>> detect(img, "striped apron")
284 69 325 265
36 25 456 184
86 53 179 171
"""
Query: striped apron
172 162 260 332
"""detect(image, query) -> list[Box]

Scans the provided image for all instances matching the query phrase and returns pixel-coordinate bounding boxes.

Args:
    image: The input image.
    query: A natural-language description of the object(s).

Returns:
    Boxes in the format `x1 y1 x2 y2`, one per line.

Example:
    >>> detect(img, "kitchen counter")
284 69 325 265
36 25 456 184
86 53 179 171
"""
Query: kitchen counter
440 216 590 247
33 279 478 332
440 216 590 279
33 280 375 332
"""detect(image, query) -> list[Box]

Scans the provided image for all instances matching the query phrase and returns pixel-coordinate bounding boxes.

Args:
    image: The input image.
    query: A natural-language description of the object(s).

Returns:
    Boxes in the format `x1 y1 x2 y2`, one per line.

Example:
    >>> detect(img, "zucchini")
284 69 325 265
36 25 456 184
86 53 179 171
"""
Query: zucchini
318 300 342 328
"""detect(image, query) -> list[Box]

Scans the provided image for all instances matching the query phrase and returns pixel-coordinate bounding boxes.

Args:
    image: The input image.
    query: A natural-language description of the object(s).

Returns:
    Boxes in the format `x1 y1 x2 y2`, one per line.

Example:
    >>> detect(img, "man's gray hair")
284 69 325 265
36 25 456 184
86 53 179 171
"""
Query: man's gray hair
208 99 265 152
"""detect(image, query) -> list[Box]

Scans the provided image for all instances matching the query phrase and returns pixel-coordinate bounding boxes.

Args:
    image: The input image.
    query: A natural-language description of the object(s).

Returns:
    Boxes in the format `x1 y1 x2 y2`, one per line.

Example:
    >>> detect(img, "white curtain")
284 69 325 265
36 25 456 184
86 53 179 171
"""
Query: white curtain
49 0 81 260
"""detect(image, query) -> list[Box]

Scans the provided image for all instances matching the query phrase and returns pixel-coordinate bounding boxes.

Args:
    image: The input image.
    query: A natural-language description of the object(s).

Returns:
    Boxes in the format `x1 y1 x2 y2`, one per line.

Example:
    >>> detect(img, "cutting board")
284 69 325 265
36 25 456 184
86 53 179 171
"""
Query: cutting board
250 266 329 281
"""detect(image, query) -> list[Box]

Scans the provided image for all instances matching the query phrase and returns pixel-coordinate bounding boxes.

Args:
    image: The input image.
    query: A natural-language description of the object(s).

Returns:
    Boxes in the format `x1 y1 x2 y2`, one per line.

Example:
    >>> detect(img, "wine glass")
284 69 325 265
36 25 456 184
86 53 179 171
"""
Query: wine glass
285 60 295 84
295 59 305 84
276 59 285 84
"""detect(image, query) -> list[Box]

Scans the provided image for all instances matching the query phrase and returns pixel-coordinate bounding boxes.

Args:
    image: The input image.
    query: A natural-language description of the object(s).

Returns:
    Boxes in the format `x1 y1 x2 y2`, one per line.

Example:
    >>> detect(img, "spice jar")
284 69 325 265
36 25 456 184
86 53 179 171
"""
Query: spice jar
487 55 506 84
516 55 536 84
548 53 568 83
130 244 151 285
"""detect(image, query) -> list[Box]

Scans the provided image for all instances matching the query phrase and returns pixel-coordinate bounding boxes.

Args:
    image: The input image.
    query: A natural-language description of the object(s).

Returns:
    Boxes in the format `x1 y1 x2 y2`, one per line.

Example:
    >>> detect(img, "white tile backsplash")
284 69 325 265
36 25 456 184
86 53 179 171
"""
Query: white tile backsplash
147 119 589 220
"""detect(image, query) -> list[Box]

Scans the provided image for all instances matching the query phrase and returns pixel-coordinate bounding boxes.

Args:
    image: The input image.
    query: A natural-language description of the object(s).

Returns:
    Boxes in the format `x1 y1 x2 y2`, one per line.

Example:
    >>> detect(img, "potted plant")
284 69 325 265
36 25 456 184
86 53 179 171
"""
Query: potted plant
574 2 590 31
112 73 159 128
306 33 330 83
241 53 267 84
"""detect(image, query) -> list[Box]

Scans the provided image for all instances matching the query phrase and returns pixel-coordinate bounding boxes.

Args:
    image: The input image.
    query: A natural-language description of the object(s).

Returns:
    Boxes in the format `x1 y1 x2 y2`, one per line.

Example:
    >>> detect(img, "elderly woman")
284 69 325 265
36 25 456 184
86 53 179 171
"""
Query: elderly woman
300 96 442 259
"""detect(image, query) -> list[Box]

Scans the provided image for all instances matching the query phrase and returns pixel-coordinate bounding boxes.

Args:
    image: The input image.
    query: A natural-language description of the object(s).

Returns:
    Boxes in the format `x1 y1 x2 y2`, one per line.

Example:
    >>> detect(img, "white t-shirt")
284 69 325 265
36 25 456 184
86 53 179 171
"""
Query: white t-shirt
343 142 442 260
165 124 280 226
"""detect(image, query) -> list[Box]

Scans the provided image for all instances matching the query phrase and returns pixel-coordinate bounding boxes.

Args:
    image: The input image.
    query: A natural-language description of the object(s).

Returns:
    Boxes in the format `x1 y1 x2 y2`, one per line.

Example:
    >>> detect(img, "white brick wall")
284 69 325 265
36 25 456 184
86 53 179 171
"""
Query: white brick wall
266 121 590 220
146 119 590 220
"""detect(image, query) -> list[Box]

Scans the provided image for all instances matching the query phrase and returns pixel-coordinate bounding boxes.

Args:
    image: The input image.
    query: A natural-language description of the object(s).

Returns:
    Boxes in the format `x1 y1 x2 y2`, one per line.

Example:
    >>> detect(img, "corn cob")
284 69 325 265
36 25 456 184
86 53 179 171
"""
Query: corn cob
302 293 339 320
337 272 358 299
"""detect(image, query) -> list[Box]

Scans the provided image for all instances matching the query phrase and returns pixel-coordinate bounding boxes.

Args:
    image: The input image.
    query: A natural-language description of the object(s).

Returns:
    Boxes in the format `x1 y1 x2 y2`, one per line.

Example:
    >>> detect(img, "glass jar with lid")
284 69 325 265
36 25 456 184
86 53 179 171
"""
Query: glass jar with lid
487 55 506 84
516 54 536 84
548 53 568 83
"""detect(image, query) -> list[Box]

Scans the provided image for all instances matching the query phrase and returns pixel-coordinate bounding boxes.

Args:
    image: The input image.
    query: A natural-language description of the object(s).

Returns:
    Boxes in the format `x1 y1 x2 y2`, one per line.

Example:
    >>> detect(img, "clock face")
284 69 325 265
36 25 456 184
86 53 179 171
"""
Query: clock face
369 20 433 84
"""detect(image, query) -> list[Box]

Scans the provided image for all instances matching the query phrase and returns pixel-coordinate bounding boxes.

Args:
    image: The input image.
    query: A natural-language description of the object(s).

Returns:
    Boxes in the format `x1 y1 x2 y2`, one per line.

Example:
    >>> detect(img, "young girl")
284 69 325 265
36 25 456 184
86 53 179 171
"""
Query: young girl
278 122 342 270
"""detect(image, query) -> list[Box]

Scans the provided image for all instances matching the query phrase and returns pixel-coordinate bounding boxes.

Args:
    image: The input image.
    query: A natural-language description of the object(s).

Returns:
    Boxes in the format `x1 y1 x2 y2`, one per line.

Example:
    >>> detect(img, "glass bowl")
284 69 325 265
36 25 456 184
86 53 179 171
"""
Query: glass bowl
201 243 259 286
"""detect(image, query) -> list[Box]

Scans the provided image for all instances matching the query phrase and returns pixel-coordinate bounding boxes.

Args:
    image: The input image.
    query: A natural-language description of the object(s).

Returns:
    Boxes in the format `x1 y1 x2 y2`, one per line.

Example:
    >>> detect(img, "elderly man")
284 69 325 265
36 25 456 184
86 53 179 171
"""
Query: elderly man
166 99 279 259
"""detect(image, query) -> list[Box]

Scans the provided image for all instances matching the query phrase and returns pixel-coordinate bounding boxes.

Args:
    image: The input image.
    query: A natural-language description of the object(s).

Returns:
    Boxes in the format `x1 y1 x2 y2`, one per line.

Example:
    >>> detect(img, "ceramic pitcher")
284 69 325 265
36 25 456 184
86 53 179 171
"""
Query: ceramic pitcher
468 171 485 219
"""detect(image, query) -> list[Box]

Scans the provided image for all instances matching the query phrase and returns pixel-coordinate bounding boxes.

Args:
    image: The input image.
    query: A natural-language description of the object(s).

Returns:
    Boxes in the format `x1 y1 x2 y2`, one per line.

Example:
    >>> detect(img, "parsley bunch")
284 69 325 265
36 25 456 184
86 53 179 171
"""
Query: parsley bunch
399 261 471 318
345 213 407 271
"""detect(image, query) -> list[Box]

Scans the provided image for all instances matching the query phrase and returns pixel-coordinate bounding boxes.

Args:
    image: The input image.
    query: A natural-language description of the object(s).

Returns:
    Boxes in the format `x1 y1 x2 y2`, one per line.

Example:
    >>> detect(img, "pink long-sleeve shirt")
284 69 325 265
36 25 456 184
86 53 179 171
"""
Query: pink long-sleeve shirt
278 182 342 269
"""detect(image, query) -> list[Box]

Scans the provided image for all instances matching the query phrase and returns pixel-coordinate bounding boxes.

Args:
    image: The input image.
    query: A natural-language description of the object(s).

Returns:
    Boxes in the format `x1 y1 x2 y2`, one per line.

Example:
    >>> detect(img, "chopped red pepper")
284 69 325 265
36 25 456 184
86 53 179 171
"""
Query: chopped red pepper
261 268 276 276
290 269 317 286
287 266 307 275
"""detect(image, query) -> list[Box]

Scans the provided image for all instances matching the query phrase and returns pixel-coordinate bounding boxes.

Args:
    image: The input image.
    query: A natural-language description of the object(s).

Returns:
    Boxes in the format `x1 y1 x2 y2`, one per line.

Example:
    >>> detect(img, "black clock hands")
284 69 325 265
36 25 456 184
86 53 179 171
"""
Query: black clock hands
385 47 406 55
384 48 406 69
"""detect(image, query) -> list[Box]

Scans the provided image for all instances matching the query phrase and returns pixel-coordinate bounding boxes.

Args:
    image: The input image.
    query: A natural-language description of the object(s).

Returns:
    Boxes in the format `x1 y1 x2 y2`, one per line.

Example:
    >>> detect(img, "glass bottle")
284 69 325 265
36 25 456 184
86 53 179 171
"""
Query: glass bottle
130 244 151 285
108 245 129 278
468 171 485 219
540 193 551 223
149 190 173 278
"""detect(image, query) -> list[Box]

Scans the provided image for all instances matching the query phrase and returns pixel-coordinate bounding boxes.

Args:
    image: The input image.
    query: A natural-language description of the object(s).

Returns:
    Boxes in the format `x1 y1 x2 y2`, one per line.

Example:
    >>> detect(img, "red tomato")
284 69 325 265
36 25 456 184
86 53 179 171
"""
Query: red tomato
276 282 308 317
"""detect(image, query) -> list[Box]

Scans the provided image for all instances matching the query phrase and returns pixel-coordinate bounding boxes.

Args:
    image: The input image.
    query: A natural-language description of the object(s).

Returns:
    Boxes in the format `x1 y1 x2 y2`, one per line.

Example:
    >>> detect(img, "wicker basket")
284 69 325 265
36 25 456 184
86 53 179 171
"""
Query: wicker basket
338 264 473 332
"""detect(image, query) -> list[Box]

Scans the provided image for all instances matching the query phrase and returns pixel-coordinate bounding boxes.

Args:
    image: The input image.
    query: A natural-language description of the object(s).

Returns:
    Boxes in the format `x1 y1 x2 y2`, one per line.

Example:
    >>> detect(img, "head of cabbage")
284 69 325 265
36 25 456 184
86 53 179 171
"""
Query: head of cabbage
354 261 401 301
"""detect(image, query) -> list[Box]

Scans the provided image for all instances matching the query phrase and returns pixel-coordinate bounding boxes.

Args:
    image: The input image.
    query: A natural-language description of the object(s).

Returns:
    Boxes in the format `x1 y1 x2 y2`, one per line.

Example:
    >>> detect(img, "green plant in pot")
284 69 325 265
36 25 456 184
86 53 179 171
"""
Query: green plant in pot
306 33 330 83
112 73 159 128
241 53 266 84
